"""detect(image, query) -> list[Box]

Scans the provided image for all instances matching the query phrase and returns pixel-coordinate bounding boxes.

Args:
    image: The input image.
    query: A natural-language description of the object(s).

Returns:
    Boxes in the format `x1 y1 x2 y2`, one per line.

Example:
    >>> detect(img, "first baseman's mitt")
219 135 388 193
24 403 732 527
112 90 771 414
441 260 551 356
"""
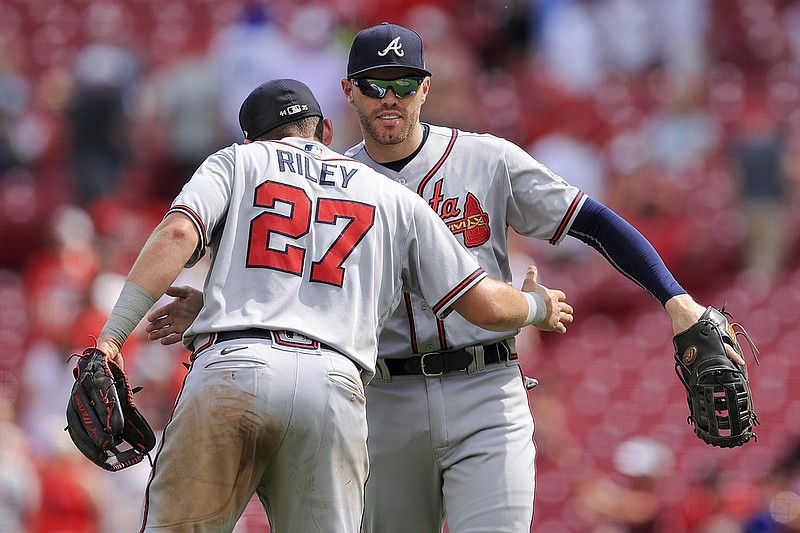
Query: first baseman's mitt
673 306 760 448
65 347 156 471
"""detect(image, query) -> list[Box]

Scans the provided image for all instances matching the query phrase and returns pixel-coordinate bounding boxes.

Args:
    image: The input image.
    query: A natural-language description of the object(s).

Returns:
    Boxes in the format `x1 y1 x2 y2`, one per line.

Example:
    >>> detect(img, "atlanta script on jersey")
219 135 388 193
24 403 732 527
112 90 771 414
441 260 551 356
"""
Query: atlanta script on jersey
346 124 584 357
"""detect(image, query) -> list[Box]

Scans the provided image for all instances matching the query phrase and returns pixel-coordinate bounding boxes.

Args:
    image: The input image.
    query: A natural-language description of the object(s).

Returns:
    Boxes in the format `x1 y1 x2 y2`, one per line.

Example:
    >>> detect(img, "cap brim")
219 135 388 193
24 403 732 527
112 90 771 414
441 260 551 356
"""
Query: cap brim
348 65 432 78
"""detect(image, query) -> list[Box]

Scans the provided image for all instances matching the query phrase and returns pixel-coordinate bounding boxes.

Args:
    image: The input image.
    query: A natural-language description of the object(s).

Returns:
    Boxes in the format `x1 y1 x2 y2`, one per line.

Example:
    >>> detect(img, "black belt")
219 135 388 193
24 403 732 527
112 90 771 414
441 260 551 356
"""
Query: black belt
216 329 334 351
383 341 509 377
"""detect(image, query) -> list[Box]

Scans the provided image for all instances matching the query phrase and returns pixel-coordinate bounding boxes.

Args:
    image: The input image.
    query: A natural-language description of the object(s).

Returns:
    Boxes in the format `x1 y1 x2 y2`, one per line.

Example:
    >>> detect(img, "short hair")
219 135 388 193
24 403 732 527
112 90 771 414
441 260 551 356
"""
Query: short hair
256 116 324 142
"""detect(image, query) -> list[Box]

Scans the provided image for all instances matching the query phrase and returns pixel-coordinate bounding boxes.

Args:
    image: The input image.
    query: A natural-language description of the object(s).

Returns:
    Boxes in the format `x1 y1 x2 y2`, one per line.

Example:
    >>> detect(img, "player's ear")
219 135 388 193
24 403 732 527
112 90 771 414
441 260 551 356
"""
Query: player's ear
419 77 430 104
342 78 355 105
321 117 334 146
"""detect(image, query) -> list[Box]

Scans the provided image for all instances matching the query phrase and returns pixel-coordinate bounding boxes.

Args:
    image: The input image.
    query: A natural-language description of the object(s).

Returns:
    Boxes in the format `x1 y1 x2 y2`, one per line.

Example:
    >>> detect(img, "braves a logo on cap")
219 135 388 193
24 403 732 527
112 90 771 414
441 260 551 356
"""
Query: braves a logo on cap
378 37 405 58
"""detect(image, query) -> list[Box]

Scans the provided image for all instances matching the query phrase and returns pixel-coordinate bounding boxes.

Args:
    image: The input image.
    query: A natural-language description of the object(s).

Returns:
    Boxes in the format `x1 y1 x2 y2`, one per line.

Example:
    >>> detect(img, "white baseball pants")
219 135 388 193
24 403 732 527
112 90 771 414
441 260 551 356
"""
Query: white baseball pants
140 339 368 532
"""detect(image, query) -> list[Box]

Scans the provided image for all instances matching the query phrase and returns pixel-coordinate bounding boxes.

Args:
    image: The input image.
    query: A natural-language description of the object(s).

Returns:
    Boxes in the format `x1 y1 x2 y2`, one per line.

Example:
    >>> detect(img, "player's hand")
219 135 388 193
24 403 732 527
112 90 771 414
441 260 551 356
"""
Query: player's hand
145 285 204 345
665 294 745 365
95 334 125 370
521 265 573 334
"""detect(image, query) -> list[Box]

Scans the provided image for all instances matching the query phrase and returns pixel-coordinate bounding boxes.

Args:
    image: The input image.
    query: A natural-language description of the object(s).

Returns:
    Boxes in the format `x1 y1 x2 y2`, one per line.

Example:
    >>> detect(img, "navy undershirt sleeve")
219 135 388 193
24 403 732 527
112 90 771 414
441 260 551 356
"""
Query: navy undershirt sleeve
567 197 686 306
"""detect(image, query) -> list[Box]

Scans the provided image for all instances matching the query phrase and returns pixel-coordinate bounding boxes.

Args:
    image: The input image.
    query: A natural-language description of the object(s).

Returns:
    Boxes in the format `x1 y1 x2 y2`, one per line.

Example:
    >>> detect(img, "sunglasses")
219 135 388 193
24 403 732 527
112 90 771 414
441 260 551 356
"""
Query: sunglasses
351 77 423 99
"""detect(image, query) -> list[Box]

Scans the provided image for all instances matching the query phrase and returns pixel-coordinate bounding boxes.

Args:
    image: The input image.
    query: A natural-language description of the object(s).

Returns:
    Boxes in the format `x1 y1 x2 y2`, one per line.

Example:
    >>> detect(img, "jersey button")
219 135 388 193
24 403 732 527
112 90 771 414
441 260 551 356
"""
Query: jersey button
398 178 407 185
425 344 435 351
420 303 428 310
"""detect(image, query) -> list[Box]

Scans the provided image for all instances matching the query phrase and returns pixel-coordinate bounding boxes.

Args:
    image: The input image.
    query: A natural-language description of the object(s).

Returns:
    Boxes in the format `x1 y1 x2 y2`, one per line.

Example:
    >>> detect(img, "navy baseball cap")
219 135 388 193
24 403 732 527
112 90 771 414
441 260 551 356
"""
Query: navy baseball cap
347 23 432 79
238 78 323 140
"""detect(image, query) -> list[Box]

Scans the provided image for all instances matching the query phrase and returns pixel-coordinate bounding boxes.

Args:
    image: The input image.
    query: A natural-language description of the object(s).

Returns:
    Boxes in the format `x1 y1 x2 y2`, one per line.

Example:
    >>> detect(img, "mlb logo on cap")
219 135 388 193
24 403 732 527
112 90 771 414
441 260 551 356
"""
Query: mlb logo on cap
280 104 310 117
347 22 432 78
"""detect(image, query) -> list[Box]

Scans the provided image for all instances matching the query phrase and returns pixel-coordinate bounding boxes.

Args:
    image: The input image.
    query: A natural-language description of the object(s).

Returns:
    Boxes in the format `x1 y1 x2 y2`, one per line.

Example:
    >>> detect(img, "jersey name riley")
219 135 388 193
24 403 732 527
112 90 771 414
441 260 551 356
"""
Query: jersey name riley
276 149 358 188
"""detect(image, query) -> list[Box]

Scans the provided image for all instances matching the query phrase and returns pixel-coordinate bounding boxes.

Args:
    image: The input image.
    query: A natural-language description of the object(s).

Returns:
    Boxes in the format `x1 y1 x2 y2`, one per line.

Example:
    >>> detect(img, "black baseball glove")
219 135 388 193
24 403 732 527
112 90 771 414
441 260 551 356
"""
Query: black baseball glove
673 306 760 448
65 347 156 471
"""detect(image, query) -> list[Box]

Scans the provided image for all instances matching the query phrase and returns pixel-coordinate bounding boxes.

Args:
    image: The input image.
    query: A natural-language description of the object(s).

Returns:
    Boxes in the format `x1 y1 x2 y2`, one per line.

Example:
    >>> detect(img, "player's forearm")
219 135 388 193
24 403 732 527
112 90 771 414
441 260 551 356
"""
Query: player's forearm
568 197 686 306
452 277 563 332
452 280 530 331
100 214 199 353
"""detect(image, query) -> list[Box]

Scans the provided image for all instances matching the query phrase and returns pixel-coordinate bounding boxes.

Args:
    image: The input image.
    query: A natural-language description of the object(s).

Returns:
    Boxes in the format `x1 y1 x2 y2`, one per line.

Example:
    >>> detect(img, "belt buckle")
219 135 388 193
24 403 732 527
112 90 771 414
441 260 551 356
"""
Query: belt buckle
420 352 443 377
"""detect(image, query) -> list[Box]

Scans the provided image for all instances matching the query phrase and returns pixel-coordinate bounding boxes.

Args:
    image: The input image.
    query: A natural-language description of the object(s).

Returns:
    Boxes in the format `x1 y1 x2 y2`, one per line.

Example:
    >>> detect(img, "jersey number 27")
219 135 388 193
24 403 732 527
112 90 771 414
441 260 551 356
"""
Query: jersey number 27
247 181 376 287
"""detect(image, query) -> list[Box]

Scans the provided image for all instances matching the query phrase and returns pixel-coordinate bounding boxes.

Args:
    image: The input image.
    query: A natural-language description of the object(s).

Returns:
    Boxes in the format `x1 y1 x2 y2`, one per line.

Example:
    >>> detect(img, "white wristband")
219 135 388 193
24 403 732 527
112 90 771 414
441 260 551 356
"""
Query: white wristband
100 280 157 346
522 291 547 327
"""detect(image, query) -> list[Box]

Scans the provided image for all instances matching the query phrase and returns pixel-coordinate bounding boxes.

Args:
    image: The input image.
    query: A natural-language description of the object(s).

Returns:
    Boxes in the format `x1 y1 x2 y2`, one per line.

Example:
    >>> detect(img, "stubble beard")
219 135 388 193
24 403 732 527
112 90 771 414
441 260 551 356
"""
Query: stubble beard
356 104 420 147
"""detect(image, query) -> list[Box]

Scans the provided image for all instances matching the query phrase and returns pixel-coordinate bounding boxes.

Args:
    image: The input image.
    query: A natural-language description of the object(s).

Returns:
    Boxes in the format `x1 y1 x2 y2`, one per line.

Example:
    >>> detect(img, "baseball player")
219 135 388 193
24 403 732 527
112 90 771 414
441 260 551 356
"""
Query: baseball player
337 23 739 533
146 25 741 533
91 78 573 533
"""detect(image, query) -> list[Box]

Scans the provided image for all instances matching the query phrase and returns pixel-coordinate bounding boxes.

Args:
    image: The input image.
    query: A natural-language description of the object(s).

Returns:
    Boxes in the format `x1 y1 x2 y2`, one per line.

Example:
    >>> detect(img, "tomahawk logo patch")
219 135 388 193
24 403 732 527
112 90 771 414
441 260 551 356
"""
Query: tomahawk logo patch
448 193 490 247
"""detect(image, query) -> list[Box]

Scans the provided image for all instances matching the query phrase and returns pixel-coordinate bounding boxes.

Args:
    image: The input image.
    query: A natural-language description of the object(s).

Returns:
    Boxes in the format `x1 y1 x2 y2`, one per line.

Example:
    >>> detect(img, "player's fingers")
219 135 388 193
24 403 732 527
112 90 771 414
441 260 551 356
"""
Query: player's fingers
146 304 172 322
725 344 745 366
108 351 124 372
526 264 538 283
147 327 167 341
147 325 179 344
164 285 192 298
540 286 565 301
159 333 182 346
544 307 565 332
521 267 540 293
146 315 171 332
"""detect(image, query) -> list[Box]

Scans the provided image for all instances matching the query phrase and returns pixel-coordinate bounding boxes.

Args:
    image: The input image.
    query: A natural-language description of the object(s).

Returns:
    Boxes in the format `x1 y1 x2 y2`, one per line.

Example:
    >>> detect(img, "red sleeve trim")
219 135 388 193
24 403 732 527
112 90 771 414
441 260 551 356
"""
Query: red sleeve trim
549 191 584 245
431 268 486 315
168 205 208 249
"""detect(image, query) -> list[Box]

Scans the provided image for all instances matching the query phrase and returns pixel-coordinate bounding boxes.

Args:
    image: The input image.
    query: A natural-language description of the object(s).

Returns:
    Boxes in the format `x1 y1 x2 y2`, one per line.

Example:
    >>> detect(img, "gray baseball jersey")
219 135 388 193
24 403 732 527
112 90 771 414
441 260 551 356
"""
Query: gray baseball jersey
346 123 584 533
169 136 487 383
346 124 585 357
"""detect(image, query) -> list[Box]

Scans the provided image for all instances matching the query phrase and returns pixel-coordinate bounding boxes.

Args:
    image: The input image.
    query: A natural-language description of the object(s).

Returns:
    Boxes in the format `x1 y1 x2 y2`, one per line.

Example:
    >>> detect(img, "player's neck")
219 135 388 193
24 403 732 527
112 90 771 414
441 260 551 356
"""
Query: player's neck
363 123 425 164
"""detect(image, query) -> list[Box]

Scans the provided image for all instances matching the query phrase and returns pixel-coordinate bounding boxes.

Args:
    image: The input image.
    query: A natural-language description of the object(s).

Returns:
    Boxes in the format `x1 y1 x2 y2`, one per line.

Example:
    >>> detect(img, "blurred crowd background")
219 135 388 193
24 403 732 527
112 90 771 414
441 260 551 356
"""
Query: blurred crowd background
1 0 800 531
